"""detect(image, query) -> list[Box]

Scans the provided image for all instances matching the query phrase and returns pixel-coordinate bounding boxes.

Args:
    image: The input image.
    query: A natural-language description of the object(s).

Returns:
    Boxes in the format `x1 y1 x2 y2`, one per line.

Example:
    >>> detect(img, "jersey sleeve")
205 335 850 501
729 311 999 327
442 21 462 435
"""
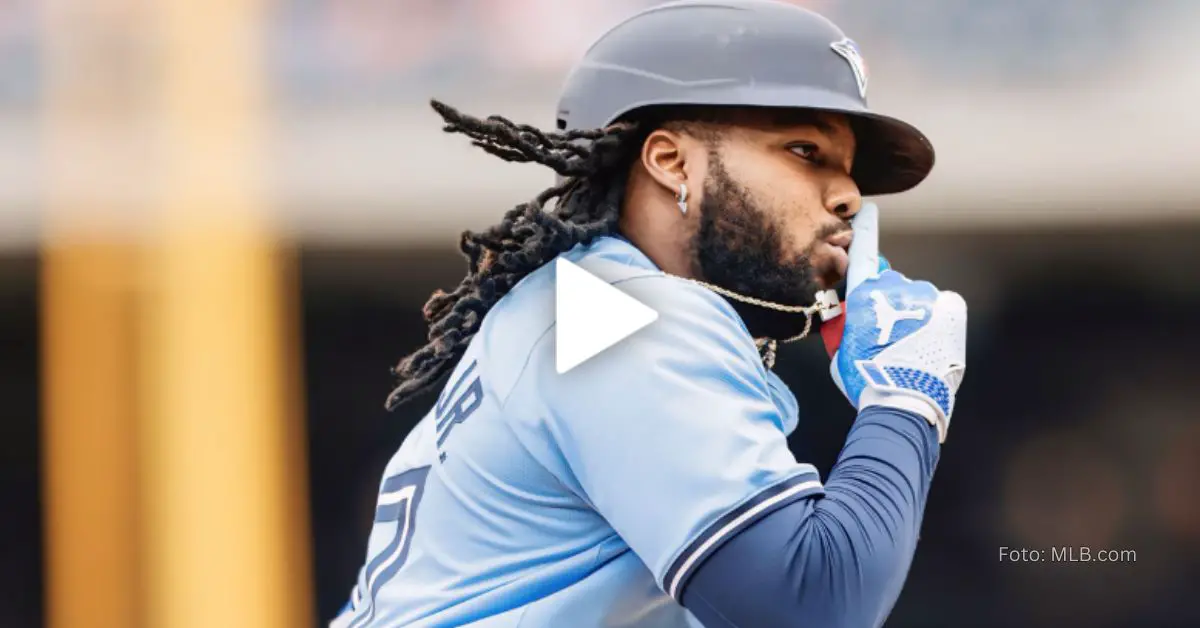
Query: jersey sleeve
504 274 823 600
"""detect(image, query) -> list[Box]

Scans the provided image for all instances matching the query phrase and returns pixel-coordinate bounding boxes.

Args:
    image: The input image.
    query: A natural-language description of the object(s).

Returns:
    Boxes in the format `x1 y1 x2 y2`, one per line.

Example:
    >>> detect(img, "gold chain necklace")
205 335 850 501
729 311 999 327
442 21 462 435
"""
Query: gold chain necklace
675 277 840 370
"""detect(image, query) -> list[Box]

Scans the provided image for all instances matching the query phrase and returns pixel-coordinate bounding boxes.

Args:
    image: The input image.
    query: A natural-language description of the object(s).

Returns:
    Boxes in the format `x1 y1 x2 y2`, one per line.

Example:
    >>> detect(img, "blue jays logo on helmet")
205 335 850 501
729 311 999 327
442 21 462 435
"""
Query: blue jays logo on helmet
830 37 868 100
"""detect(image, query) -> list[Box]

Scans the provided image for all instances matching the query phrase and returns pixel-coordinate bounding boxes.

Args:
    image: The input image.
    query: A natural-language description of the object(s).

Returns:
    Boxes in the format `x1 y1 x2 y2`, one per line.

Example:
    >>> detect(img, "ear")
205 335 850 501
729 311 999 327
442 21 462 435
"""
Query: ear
639 129 694 196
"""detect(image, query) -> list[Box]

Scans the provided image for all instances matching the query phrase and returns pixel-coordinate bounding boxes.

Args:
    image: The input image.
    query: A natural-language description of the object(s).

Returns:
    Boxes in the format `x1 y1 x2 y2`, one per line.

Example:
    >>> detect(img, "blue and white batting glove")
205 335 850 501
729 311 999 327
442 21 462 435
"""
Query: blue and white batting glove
830 204 967 443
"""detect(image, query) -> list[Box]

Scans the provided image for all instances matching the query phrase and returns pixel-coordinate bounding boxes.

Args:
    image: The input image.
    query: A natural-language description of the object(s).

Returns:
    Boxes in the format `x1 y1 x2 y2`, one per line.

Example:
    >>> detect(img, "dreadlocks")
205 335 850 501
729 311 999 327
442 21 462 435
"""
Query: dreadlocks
385 101 649 410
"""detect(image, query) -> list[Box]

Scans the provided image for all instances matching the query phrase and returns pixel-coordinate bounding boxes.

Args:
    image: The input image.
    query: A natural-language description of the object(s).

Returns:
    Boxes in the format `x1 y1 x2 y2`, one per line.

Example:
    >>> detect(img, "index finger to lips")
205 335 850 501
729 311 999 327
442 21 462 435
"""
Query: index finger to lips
846 201 880 295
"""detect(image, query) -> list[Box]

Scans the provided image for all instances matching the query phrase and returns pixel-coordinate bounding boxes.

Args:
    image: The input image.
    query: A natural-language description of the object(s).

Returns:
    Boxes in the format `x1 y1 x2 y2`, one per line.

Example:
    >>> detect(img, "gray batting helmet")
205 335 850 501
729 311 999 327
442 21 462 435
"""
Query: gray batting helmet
555 0 934 196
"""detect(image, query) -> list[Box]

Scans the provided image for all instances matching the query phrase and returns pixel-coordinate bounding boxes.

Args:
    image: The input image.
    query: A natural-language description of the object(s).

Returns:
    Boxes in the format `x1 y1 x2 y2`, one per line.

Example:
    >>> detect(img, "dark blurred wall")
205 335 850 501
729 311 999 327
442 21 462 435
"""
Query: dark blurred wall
301 248 463 624
0 255 41 628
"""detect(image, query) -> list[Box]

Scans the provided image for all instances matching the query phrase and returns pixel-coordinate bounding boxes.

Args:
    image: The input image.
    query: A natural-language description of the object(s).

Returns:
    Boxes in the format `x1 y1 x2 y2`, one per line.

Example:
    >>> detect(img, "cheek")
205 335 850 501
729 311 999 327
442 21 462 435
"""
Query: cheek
721 148 827 248
769 181 828 252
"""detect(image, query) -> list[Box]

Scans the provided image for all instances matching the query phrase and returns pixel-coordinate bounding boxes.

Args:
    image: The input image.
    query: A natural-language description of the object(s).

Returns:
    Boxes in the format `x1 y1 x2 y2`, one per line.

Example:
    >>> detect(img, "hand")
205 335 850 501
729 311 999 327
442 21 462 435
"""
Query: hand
829 204 967 443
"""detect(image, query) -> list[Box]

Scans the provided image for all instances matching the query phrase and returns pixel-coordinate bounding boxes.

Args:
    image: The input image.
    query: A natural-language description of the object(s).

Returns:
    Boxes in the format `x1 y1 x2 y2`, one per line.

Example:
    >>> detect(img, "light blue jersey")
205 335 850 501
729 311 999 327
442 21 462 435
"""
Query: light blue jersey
333 236 827 627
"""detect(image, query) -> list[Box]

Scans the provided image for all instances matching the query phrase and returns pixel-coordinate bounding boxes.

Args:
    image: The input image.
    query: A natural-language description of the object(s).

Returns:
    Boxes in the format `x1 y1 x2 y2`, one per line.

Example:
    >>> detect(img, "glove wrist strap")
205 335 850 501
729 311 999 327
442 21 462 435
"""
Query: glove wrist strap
860 388 948 443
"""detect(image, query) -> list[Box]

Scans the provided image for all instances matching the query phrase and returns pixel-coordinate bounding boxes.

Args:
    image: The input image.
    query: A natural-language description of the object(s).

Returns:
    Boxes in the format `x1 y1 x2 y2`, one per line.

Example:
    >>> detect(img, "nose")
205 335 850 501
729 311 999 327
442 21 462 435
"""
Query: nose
826 176 863 219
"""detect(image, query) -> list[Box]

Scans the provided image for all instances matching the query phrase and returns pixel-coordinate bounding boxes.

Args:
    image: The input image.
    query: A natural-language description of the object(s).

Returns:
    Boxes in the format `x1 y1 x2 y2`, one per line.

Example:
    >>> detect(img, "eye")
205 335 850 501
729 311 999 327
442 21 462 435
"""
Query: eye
789 142 820 164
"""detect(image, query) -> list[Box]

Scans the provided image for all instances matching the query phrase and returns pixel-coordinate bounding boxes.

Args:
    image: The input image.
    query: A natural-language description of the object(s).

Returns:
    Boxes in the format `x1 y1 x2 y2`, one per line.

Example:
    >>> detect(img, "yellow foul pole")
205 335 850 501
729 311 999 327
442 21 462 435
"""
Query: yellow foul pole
41 244 141 628
137 0 314 625
40 1 146 626
42 0 313 624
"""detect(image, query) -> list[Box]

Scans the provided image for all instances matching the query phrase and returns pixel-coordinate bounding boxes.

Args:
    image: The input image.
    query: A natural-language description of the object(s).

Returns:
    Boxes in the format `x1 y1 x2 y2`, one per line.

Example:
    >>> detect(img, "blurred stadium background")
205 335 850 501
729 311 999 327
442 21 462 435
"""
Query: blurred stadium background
2 0 1199 626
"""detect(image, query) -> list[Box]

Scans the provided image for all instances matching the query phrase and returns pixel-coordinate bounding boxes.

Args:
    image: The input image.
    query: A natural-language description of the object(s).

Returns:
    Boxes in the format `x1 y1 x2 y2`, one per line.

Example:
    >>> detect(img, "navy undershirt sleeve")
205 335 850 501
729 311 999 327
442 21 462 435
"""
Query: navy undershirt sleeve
681 405 941 628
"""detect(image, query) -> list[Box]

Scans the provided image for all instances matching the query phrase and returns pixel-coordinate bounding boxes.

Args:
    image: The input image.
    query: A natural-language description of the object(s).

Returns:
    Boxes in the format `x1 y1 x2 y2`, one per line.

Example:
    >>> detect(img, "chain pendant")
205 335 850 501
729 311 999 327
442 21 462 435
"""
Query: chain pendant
756 339 779 370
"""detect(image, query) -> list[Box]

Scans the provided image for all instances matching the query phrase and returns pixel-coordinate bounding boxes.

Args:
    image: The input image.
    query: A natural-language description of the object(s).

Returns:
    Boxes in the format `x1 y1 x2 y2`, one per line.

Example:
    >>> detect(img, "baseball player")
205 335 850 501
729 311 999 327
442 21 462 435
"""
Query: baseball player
333 1 967 626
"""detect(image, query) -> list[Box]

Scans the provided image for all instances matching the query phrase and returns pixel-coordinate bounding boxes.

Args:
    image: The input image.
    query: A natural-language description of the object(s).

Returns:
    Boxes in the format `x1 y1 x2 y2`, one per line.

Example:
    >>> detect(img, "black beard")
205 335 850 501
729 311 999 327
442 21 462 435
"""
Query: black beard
693 155 827 341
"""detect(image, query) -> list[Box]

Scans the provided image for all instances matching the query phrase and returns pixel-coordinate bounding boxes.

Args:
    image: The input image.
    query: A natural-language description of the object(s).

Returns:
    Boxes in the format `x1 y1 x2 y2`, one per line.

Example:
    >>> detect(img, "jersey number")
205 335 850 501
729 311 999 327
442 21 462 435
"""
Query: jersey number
347 362 484 625
348 466 430 628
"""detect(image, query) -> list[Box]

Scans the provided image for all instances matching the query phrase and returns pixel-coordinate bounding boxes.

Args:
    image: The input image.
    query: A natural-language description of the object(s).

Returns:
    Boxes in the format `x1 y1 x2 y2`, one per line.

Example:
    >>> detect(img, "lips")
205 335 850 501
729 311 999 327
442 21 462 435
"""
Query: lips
826 244 849 280
822 229 853 281
824 229 854 250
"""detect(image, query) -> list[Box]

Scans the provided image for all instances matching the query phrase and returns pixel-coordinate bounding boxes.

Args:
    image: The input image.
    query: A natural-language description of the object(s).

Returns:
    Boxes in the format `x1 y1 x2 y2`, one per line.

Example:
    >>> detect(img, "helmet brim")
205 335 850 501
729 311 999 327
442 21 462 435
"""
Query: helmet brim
845 111 935 196
606 84 935 197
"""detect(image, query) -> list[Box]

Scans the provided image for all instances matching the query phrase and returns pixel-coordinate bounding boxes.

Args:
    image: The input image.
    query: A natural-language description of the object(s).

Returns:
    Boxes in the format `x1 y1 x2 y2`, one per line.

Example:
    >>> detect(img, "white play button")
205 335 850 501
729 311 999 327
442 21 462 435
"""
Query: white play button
555 258 658 374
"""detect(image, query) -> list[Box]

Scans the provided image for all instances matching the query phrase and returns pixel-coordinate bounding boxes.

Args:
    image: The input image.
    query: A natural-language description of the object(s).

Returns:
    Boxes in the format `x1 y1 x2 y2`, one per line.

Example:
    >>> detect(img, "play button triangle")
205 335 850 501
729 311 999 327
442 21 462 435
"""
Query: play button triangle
554 258 658 374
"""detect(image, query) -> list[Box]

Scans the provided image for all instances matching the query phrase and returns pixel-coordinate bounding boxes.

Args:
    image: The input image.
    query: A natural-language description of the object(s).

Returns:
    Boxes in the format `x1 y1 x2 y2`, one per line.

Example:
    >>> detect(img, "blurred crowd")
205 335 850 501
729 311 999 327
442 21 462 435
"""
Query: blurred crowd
0 0 1171 105
0 0 36 103
271 0 1151 97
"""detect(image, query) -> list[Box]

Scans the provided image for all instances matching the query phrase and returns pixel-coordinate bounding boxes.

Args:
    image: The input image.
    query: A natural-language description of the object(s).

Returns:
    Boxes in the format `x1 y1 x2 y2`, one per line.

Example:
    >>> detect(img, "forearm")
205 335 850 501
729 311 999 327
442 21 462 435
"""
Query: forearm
682 405 940 628
799 403 941 626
